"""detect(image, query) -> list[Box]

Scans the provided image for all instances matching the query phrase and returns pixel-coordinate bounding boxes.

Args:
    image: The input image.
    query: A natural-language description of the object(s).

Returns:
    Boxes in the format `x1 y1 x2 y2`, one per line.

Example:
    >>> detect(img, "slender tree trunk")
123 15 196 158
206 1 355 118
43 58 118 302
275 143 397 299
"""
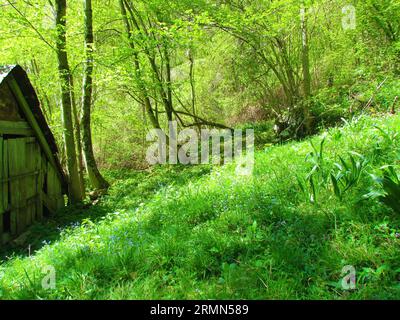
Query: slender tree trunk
188 49 196 117
122 0 172 124
300 3 312 134
81 0 109 190
119 0 161 130
301 6 311 98
188 47 201 132
54 0 84 203
164 45 173 122
70 75 86 195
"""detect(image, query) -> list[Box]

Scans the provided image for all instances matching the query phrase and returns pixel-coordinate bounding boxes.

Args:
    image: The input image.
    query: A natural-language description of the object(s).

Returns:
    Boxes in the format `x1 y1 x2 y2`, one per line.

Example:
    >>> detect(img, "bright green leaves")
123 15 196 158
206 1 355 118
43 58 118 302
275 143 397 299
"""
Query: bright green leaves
330 152 368 201
297 135 327 204
298 133 369 204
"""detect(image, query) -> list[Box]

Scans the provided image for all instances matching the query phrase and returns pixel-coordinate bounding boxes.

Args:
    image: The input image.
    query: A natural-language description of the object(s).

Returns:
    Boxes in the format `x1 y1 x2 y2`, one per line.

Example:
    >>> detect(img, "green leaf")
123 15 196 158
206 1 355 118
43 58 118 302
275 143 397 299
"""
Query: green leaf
309 176 316 204
331 173 342 200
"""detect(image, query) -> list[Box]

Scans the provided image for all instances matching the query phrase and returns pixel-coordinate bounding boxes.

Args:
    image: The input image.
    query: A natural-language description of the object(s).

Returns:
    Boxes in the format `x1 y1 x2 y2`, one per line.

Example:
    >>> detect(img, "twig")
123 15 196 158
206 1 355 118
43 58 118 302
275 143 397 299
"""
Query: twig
364 77 388 110
175 110 233 131
6 0 55 51
391 96 398 114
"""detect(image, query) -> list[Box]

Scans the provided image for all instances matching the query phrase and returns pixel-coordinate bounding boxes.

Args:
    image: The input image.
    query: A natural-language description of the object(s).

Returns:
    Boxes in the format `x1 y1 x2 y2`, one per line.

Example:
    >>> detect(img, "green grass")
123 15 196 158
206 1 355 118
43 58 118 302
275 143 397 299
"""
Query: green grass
1 114 400 300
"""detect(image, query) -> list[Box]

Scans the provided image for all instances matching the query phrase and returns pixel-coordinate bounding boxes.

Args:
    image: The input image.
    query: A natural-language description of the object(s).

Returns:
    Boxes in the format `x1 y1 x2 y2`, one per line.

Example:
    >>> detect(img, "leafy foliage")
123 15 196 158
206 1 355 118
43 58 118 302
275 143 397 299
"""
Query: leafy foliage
369 167 400 213
1 115 400 300
297 135 327 203
1 0 400 301
330 152 368 200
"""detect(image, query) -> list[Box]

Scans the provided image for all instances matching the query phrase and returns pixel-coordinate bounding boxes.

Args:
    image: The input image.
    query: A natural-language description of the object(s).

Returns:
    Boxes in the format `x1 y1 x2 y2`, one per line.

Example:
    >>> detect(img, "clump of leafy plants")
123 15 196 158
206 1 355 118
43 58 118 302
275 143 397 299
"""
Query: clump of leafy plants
330 152 368 200
367 166 400 213
297 135 327 204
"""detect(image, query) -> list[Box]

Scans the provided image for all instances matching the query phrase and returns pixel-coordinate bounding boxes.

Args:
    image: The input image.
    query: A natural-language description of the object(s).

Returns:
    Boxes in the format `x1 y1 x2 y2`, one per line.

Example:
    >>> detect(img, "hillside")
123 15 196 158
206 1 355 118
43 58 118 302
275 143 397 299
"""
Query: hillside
1 114 399 300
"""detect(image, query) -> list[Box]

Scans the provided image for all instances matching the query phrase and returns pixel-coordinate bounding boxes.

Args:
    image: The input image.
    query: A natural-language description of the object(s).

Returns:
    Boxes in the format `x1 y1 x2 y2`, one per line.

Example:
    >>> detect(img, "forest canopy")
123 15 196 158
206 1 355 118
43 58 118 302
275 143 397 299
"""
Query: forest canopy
1 0 398 174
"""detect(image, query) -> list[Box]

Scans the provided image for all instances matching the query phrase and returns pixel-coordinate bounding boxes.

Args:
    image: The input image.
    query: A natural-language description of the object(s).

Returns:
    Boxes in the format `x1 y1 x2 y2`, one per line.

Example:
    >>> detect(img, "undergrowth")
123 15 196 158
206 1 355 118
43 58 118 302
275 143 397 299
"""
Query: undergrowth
0 114 400 300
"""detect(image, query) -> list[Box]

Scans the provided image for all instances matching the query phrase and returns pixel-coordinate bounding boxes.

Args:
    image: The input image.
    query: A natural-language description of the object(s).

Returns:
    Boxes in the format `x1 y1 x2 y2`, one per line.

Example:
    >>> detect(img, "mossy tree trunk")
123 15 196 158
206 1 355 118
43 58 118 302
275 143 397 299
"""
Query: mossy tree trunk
81 0 109 190
54 0 84 203
70 75 86 195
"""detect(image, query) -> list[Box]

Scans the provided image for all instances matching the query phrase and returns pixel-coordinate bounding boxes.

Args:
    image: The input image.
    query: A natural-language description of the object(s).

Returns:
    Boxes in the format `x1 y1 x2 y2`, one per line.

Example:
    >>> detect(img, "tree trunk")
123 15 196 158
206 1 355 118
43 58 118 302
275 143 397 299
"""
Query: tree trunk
70 75 86 195
300 3 312 134
81 0 109 190
301 6 311 98
188 47 201 132
164 45 174 122
54 0 84 203
188 49 196 117
119 0 161 130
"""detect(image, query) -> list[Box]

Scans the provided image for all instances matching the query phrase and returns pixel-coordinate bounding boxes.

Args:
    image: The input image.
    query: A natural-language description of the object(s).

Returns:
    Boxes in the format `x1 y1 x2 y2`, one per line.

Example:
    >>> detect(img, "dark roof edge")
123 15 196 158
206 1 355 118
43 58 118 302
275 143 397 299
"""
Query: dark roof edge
1 65 67 192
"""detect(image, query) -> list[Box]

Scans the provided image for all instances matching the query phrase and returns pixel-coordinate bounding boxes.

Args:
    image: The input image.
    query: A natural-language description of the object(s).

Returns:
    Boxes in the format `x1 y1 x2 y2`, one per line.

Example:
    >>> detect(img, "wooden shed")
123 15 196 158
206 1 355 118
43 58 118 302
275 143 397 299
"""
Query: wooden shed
0 65 66 246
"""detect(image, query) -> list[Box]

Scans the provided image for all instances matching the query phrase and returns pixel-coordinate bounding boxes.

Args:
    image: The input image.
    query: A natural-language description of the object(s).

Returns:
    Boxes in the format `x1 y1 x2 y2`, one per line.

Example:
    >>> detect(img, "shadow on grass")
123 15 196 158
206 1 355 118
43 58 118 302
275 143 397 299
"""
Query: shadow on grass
0 164 213 261
0 202 113 260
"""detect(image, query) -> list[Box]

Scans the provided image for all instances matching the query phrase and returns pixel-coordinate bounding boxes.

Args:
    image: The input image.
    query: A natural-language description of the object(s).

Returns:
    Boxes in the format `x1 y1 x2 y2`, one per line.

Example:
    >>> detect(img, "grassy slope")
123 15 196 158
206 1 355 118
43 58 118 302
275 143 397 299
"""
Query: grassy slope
1 114 400 300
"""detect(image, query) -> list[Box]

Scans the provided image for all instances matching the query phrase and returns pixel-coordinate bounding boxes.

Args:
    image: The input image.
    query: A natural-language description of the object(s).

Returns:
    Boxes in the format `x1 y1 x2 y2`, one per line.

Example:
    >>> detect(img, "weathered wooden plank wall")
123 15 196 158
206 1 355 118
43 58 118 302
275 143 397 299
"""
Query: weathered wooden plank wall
47 162 64 212
1 137 64 242
5 137 51 236
8 138 26 235
0 136 3 247
0 121 34 136
38 153 47 220
25 137 40 226
0 71 66 245
2 138 64 240
1 138 9 246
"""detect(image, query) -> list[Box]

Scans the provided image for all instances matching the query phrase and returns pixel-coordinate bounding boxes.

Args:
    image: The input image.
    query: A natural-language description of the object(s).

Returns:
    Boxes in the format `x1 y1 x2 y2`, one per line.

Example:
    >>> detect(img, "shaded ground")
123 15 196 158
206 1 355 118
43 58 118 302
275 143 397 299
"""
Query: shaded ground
0 165 212 260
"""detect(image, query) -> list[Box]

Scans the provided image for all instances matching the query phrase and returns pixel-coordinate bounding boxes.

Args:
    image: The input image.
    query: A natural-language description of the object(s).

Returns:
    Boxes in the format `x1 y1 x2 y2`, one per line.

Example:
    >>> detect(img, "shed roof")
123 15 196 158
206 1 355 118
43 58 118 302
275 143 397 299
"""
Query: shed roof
0 64 67 191
0 65 59 153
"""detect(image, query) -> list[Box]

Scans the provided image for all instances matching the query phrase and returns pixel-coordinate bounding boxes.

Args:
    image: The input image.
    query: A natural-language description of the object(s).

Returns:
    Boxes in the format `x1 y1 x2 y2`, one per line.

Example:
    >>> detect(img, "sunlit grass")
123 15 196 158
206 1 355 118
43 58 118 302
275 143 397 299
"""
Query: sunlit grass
0 114 400 300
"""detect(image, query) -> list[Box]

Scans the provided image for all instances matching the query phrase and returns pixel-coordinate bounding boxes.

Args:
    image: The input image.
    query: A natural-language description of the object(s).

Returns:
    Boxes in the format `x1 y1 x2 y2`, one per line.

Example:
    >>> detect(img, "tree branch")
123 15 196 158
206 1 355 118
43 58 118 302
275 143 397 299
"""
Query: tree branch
6 0 55 51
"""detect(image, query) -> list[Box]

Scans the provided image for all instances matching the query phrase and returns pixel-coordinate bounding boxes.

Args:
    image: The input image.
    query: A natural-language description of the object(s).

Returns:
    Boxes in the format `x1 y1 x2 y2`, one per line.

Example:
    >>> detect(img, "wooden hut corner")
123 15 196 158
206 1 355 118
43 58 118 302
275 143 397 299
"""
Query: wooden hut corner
0 65 67 247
